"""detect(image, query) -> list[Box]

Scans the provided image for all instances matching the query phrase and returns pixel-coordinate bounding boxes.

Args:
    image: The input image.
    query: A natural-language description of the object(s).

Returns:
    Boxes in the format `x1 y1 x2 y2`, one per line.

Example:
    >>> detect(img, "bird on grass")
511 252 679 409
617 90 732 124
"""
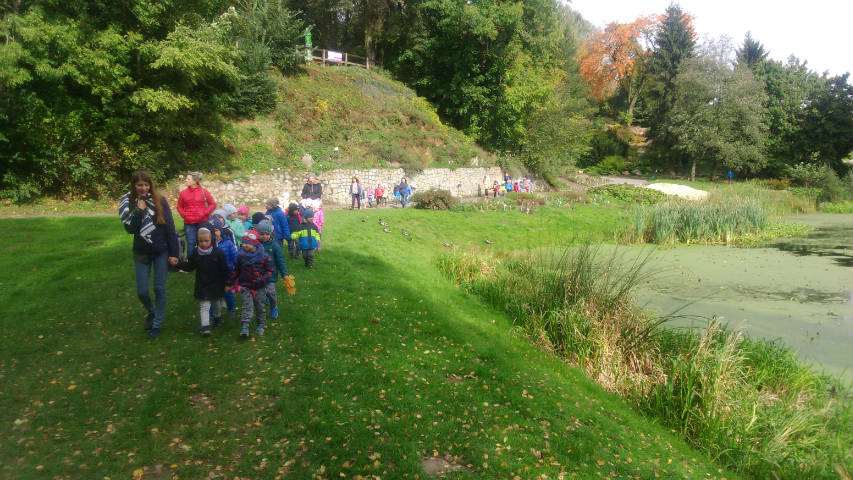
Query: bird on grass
442 242 454 248
361 217 367 222
383 227 391 233
401 229 410 237
485 238 493 245
379 219 388 227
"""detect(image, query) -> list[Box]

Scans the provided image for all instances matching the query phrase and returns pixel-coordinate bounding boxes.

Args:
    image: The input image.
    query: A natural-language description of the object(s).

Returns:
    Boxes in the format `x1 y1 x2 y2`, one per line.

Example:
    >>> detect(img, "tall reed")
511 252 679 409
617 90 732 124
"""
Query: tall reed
438 247 852 479
623 196 769 244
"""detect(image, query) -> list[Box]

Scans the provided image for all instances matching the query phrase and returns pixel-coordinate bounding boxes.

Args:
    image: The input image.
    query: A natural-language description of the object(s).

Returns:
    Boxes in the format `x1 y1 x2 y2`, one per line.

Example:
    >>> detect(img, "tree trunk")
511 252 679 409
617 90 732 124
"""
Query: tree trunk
690 158 696 182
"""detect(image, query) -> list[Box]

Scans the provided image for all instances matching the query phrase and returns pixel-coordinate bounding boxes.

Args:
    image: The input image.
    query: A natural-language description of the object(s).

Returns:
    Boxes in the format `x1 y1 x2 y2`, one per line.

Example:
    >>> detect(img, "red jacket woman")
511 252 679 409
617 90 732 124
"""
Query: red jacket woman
177 172 216 252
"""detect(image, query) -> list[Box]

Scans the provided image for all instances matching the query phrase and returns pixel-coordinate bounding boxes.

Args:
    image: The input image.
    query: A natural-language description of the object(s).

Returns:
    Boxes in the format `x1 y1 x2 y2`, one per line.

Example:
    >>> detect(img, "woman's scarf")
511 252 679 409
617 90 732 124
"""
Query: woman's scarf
119 192 158 244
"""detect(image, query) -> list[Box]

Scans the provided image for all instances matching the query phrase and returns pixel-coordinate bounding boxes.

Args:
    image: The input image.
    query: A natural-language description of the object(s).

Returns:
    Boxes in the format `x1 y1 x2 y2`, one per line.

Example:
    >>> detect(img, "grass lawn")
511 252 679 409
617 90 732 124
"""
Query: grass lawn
0 204 742 479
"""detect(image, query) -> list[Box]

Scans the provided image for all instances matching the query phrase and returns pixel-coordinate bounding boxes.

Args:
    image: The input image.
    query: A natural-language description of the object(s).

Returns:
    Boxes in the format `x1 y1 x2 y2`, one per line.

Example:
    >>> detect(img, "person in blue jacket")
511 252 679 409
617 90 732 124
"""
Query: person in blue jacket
213 222 238 316
398 178 412 208
119 170 180 339
256 220 289 321
265 197 290 249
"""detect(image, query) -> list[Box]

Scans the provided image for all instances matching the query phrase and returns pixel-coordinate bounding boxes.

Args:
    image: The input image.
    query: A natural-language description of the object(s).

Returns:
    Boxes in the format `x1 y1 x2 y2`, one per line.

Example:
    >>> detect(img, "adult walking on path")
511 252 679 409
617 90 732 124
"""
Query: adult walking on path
119 170 180 339
300 172 323 209
177 171 216 253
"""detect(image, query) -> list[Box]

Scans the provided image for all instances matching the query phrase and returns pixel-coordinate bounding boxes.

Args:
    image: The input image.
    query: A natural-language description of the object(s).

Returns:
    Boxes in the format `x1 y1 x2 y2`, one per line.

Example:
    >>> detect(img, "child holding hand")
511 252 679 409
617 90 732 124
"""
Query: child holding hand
178 227 230 336
229 230 273 337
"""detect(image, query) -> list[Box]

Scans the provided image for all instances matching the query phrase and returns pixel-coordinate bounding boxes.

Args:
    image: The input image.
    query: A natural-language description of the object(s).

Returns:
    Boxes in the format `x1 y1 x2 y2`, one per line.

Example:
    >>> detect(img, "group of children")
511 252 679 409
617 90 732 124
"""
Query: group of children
490 174 532 198
178 198 321 338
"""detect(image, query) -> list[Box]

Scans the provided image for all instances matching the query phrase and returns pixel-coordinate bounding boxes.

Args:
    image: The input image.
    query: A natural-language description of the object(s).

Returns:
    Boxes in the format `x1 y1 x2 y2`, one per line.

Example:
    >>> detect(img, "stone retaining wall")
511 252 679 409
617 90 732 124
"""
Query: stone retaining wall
172 167 545 208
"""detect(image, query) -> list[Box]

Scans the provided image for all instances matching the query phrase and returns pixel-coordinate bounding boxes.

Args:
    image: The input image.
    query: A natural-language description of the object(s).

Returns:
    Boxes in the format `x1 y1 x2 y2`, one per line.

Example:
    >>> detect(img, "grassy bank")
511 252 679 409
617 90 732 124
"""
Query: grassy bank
0 206 746 479
438 246 852 479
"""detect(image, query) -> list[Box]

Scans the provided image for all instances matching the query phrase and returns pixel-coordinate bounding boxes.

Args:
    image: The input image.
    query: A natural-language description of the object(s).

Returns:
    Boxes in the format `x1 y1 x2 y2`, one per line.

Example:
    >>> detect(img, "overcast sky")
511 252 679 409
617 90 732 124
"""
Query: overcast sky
567 0 853 77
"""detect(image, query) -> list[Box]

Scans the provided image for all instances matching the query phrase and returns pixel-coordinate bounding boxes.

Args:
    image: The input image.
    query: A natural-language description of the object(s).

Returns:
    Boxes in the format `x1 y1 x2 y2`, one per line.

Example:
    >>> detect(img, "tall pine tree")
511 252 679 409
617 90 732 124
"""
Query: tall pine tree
642 3 695 173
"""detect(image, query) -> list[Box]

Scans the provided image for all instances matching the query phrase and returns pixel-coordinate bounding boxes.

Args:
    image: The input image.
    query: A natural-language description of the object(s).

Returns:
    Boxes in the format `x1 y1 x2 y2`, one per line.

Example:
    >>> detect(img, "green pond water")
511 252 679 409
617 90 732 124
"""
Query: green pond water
631 214 852 381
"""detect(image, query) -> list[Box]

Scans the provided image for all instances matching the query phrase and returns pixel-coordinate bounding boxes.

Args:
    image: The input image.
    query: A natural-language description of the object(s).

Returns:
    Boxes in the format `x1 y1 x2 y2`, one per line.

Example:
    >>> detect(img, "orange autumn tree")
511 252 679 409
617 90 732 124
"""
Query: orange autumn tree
578 16 658 125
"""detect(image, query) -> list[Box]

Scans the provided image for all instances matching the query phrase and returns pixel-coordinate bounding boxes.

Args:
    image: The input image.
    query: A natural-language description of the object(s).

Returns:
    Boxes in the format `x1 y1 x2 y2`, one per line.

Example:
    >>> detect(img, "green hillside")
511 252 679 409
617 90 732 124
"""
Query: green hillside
0 207 744 480
219 65 496 178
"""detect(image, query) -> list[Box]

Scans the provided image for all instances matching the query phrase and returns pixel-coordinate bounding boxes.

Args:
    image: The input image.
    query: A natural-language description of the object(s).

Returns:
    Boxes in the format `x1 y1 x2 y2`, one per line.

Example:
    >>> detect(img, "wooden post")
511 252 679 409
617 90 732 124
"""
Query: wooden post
344 52 348 67
366 57 370 70
322 49 326 66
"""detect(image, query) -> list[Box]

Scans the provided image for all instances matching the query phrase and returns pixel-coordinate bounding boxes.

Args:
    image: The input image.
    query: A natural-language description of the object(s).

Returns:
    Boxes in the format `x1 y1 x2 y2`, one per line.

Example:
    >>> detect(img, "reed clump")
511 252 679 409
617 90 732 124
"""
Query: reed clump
439 246 852 480
622 196 769 244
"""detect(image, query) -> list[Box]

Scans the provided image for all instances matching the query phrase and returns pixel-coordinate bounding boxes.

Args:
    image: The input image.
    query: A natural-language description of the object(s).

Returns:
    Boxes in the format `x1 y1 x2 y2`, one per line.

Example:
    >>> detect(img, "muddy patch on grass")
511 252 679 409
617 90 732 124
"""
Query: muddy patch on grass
421 456 468 476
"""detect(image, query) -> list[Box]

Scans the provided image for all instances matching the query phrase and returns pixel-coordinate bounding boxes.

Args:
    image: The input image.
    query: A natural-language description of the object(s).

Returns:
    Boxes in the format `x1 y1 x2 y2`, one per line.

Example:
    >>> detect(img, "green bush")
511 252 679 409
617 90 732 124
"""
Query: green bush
579 129 629 168
595 155 627 175
410 188 458 210
588 184 665 205
786 162 851 202
762 178 790 190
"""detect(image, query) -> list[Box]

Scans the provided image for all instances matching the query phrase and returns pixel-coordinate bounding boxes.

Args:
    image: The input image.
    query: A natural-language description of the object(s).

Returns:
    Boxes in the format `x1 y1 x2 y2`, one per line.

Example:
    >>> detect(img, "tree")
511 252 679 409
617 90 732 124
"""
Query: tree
392 0 566 152
578 15 657 125
735 31 768 71
668 39 768 180
642 3 696 173
755 56 823 175
797 73 853 176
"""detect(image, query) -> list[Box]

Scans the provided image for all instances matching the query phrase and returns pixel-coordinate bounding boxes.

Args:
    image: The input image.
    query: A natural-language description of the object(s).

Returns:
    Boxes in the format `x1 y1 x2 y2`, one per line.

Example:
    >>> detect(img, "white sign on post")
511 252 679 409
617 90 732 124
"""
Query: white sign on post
327 51 343 63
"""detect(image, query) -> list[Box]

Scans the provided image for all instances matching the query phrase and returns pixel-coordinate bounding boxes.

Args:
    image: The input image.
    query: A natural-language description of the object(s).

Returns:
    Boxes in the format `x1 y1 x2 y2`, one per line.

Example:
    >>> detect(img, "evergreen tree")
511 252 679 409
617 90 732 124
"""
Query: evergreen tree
642 3 695 173
735 31 769 71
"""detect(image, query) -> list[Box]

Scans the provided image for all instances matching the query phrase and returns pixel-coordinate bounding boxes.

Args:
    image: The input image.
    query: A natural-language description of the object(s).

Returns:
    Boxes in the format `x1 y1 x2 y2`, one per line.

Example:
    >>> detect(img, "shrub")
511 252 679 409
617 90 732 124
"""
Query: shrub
588 184 665 205
762 178 790 190
579 129 629 168
595 155 627 175
410 188 458 210
506 191 545 205
786 162 851 202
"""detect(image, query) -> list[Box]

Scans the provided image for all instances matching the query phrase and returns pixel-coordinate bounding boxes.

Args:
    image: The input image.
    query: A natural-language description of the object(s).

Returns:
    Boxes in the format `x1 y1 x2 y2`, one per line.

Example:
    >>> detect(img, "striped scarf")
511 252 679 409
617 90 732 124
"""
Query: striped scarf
119 192 157 245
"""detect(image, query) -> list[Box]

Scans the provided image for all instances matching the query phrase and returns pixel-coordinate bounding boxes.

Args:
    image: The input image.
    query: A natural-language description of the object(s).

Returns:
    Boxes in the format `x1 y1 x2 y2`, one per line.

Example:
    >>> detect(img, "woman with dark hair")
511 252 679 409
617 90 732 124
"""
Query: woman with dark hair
177 171 216 254
119 171 180 339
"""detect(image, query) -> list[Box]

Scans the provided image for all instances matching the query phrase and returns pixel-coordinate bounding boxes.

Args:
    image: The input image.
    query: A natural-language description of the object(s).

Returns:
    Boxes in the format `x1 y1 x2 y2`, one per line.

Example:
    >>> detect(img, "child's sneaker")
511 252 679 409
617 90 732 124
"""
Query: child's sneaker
144 313 154 331
239 326 250 338
211 316 222 329
148 327 161 339
200 325 211 337
255 324 265 335
269 307 279 319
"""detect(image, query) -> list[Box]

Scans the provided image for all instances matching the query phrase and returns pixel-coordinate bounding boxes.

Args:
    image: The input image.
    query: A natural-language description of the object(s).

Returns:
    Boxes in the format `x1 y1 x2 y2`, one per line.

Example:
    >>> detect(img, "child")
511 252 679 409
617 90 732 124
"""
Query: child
178 227 230 336
223 204 244 245
286 203 302 259
211 209 237 245
230 230 273 337
265 198 290 250
291 209 320 269
238 206 252 232
256 220 289 321
366 185 375 208
375 183 385 207
213 224 238 316
312 205 325 250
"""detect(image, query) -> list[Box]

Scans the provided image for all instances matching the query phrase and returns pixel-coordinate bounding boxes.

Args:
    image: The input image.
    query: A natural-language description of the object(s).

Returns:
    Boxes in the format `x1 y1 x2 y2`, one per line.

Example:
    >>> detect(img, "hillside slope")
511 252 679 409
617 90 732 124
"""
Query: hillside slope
220 65 495 177
0 206 742 479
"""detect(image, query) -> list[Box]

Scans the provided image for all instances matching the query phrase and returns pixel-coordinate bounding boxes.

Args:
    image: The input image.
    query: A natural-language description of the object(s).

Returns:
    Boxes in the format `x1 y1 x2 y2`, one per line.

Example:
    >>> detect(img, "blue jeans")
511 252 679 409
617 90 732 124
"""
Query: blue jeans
184 223 200 254
401 194 409 208
135 251 169 329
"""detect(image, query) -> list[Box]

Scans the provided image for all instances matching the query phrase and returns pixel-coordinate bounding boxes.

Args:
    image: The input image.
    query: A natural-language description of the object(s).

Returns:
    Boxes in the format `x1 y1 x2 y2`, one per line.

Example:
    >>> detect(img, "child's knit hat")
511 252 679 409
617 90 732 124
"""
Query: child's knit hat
237 205 249 216
252 212 266 225
211 209 227 220
265 197 279 208
242 230 260 247
304 209 314 219
223 204 238 216
255 220 272 234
